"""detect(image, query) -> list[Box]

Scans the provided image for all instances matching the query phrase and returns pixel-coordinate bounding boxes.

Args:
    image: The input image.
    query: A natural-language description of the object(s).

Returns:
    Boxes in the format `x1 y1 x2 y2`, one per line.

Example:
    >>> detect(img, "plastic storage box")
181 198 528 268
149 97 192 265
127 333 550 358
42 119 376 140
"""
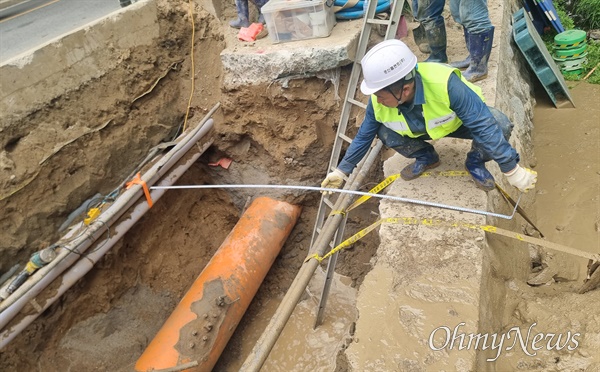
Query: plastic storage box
262 0 336 43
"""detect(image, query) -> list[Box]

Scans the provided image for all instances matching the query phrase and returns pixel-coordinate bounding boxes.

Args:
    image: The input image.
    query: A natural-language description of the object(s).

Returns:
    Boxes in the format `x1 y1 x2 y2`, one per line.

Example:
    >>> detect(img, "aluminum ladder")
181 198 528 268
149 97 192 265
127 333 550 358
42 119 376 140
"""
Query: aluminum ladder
311 0 407 328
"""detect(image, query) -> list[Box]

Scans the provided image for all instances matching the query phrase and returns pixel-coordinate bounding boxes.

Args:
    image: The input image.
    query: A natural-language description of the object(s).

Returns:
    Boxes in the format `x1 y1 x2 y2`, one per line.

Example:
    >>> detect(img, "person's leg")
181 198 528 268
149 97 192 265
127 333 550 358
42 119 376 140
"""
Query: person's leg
412 0 432 54
452 0 494 81
448 108 513 190
450 27 470 69
230 0 250 29
253 0 269 24
416 0 447 62
454 0 492 33
378 126 441 180
488 107 513 140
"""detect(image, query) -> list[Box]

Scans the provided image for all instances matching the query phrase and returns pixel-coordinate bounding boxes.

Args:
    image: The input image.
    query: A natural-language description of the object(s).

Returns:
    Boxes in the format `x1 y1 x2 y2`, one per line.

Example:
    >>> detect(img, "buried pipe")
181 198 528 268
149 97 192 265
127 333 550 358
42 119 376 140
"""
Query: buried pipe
0 136 213 349
134 197 302 372
0 104 219 331
240 141 384 371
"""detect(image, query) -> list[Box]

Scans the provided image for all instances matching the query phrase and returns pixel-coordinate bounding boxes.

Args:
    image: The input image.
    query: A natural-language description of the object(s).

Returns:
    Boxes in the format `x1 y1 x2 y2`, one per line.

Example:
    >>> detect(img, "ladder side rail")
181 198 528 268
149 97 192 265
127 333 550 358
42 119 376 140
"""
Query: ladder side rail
312 0 406 246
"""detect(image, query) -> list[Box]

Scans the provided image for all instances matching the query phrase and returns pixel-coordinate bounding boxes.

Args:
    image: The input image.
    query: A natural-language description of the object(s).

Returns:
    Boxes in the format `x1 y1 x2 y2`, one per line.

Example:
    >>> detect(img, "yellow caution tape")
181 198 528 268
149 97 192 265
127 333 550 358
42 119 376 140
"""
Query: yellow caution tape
305 219 386 263
340 171 470 215
420 170 470 177
305 216 595 263
345 174 400 212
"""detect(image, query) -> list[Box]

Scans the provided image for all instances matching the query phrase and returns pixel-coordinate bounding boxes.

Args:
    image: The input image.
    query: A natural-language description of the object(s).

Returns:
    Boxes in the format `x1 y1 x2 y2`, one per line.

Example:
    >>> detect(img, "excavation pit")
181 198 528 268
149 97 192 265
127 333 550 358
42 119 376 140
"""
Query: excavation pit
0 0 598 370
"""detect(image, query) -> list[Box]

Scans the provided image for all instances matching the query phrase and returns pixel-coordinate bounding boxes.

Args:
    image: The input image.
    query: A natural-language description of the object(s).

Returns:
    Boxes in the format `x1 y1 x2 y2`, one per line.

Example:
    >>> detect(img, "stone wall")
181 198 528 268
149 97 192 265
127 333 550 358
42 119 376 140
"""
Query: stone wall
477 0 539 369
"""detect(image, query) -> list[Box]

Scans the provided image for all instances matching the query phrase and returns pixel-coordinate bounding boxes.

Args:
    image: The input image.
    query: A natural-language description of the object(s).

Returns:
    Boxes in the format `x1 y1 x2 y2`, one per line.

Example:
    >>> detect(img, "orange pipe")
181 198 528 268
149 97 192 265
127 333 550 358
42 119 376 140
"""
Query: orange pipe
135 196 301 372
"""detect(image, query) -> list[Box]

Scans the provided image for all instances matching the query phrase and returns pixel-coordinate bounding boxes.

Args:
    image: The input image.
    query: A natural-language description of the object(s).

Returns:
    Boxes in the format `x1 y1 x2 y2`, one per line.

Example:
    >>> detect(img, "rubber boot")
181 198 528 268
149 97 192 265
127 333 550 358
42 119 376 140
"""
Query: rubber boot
465 148 495 191
413 24 431 54
230 0 250 29
450 28 470 70
462 27 494 82
400 148 441 181
255 0 268 24
424 21 448 63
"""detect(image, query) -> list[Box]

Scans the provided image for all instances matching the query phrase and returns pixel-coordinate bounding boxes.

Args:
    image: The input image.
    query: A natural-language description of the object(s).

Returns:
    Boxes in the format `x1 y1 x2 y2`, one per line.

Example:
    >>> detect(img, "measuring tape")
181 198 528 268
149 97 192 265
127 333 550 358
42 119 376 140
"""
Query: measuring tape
308 173 594 263
305 216 595 263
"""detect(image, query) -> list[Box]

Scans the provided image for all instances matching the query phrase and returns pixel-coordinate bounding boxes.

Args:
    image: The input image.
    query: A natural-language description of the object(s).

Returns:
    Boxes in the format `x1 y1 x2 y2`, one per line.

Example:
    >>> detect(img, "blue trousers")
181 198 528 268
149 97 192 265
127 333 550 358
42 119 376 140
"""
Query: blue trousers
450 0 493 33
413 0 493 34
377 107 513 161
412 0 445 31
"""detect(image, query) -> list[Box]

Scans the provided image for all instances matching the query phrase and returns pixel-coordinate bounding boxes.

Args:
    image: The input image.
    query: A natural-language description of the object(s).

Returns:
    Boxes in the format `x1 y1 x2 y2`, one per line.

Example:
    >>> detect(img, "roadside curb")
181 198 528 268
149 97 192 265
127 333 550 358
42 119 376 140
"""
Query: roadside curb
0 0 26 12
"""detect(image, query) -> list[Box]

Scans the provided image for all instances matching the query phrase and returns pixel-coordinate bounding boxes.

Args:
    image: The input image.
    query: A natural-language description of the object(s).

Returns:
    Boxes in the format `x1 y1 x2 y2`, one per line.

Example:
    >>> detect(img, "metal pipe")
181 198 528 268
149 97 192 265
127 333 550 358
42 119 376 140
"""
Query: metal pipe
151 184 521 220
0 104 219 328
0 137 214 349
239 141 384 371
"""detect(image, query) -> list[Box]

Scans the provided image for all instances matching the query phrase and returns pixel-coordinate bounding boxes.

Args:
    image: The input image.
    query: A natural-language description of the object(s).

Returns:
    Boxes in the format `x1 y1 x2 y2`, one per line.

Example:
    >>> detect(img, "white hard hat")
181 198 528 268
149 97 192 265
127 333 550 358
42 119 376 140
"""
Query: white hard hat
360 39 418 95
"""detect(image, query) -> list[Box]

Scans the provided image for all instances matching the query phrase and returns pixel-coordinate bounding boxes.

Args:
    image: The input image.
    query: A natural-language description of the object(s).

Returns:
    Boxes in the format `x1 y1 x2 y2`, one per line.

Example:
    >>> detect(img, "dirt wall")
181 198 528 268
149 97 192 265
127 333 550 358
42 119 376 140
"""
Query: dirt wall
0 0 356 370
0 0 224 272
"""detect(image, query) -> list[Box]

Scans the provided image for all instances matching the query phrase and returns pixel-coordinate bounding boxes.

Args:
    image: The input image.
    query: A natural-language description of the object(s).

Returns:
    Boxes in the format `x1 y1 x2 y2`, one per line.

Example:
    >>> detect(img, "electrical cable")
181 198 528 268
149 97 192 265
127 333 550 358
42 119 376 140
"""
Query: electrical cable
182 0 196 132
150 184 522 220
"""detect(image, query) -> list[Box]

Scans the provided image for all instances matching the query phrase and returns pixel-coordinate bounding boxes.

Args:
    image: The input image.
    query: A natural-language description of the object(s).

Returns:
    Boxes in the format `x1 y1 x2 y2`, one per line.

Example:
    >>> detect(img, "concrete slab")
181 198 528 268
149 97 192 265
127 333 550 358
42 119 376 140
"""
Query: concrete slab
220 19 362 88
346 140 486 371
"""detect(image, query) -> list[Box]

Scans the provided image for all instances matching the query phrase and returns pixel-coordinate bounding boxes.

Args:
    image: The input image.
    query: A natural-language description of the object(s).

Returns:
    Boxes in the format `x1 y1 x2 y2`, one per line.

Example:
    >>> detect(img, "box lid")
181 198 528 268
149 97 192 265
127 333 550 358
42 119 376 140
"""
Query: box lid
262 0 328 13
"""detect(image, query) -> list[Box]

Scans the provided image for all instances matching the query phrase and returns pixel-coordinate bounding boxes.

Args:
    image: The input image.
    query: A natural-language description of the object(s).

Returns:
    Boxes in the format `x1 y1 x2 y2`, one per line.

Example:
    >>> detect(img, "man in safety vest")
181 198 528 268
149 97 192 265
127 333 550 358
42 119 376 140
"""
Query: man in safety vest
321 39 537 193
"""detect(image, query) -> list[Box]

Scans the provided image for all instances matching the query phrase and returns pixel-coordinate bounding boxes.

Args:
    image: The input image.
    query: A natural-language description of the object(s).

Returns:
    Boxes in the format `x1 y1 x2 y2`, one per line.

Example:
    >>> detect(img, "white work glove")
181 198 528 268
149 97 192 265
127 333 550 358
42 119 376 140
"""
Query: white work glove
320 169 346 195
504 165 537 192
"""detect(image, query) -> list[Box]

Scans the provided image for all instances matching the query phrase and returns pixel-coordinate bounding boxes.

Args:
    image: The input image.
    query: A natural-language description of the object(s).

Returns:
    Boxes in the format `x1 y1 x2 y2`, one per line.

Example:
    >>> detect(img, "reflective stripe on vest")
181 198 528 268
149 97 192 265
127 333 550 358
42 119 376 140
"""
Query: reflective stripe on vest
371 63 485 140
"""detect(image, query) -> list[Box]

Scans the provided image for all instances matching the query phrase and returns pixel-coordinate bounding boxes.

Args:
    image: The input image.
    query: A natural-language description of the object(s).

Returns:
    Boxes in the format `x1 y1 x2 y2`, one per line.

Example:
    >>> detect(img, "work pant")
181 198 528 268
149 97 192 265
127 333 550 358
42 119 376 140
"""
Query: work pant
450 0 493 33
412 0 445 32
377 106 513 161
413 0 493 34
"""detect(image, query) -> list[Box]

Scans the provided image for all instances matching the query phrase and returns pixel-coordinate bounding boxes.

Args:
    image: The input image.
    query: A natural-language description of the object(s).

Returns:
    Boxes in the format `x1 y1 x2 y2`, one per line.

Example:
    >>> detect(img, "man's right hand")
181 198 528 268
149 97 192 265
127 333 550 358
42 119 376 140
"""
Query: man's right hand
320 169 346 195
504 165 537 192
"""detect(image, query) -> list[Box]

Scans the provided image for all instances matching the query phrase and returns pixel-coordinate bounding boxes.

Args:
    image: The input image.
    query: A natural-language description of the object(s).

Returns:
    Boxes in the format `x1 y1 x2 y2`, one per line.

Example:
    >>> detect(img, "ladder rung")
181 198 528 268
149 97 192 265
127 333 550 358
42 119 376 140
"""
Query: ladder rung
316 227 322 234
348 98 367 109
366 19 393 26
323 197 334 209
338 133 353 144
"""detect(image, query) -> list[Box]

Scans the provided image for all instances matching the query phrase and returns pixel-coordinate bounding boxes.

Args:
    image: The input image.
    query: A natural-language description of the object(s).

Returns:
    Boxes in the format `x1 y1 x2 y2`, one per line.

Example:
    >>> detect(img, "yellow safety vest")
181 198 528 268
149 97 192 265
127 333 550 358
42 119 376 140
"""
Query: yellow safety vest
371 63 486 140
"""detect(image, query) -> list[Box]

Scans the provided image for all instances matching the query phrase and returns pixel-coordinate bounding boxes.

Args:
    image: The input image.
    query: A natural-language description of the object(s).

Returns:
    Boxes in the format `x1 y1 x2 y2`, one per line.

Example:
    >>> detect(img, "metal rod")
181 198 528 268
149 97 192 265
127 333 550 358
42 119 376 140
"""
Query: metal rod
151 184 521 221
313 214 347 329
495 183 543 237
